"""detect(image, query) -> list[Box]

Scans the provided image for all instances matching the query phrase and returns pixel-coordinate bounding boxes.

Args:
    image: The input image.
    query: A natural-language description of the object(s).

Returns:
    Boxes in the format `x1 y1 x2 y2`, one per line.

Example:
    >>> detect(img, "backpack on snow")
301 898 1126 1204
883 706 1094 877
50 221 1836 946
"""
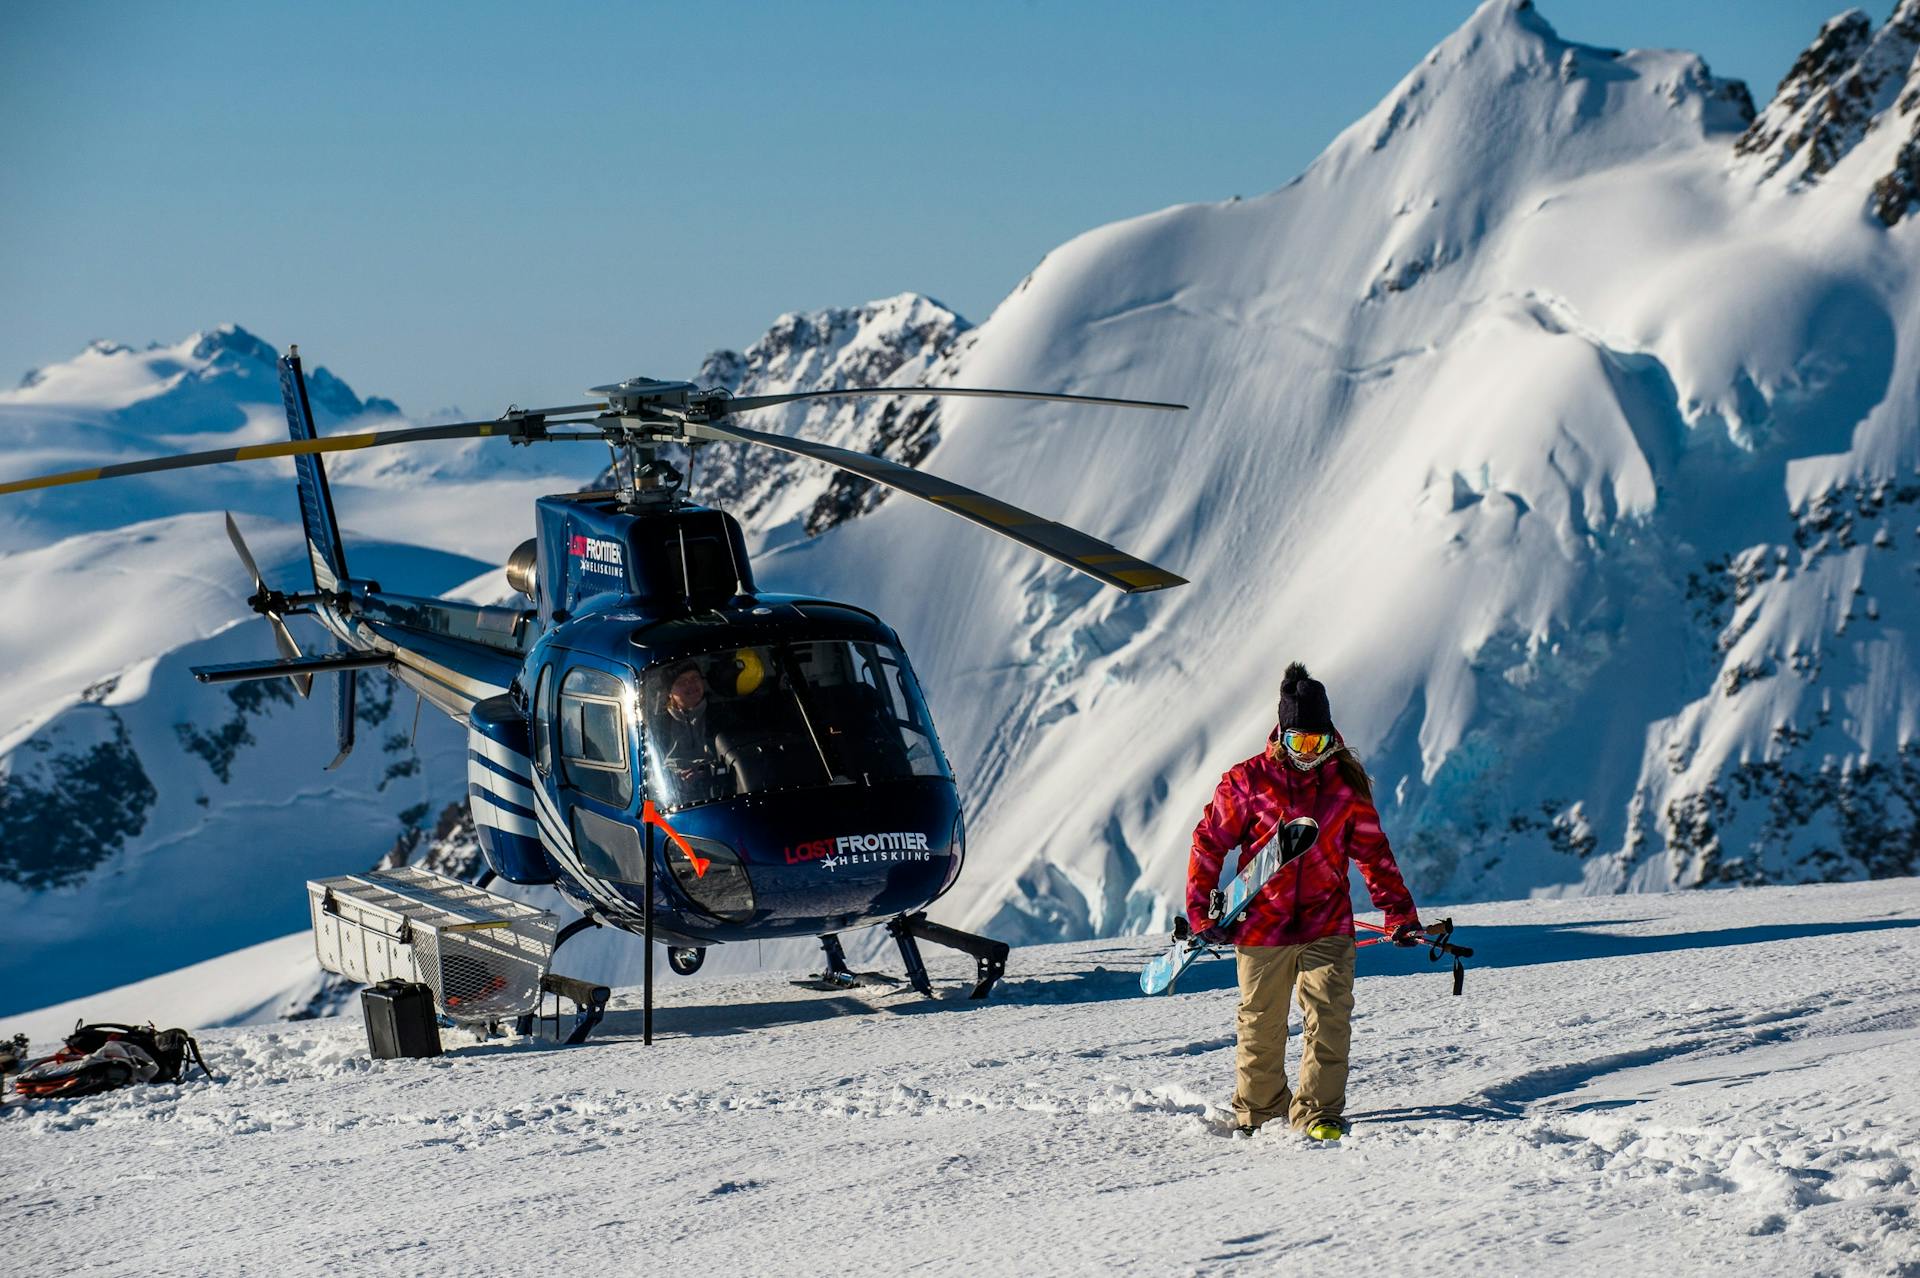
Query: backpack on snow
11 1022 212 1101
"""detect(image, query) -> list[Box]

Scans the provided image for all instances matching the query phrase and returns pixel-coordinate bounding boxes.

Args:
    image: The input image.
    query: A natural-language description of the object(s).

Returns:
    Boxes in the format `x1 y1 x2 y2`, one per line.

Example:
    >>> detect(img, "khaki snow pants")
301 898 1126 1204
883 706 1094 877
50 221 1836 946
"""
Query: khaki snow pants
1232 934 1356 1131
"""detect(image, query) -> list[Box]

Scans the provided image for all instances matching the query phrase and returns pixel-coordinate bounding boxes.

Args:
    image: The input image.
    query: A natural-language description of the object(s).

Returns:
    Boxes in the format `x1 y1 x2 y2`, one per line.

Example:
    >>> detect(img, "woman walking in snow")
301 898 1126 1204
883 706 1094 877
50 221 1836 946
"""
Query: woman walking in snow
1187 663 1422 1140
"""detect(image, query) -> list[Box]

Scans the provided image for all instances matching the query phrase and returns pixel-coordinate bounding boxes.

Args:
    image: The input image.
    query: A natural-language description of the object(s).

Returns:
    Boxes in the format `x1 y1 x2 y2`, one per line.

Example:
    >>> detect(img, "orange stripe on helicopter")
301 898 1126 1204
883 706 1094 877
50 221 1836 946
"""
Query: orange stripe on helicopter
642 800 709 878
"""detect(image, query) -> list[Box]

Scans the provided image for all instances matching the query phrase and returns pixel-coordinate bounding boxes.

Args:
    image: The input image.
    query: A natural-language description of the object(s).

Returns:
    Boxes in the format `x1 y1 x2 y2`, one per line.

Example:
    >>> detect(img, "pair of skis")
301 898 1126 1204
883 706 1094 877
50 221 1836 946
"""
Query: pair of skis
1139 816 1321 995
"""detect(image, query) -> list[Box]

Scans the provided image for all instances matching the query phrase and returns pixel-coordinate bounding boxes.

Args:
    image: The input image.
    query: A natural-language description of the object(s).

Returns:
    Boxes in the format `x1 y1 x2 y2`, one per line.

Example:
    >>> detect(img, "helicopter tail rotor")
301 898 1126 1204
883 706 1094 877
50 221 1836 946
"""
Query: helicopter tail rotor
223 511 314 699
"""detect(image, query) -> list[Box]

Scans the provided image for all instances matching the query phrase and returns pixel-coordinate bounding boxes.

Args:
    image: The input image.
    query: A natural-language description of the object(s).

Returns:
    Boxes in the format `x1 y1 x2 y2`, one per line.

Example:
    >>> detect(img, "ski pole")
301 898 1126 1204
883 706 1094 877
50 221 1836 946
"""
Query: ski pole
1356 917 1473 994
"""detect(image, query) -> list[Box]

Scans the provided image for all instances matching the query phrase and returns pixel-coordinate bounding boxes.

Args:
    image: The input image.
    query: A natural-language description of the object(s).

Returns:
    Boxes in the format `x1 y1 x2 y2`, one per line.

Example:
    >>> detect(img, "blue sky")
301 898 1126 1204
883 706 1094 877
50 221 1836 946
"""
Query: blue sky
0 1 1852 415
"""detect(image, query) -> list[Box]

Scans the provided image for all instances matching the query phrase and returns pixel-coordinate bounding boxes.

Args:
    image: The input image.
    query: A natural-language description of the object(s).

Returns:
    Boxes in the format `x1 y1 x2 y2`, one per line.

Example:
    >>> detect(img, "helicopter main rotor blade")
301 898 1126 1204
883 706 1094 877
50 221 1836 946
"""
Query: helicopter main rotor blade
0 418 556 498
709 386 1189 417
684 419 1185 594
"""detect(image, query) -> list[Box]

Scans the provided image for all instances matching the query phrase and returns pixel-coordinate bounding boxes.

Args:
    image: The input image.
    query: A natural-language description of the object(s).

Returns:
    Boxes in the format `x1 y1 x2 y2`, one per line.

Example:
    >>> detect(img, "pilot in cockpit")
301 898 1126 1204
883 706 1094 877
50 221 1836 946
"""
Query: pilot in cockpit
657 659 754 807
659 662 719 775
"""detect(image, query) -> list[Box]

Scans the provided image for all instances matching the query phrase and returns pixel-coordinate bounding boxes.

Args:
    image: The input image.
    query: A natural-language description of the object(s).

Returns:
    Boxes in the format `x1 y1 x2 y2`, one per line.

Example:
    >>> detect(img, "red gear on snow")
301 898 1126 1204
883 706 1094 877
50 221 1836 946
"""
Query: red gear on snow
1186 737 1418 946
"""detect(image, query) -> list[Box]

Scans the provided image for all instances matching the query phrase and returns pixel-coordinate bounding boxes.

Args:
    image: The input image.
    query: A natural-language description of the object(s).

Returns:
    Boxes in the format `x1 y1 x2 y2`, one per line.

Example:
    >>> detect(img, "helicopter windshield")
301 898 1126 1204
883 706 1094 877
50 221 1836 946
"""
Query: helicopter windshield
643 639 948 812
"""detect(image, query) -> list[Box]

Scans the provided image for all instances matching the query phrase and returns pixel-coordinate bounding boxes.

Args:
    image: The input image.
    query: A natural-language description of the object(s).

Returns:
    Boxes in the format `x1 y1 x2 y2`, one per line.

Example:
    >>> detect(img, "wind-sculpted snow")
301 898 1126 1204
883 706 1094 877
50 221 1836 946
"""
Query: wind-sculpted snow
724 0 1920 950
3 880 1916 1275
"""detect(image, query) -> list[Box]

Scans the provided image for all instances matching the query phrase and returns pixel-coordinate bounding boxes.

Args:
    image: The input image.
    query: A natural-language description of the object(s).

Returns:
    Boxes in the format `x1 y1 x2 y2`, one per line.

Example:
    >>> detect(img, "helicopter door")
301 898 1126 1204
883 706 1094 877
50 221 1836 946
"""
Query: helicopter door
551 662 649 886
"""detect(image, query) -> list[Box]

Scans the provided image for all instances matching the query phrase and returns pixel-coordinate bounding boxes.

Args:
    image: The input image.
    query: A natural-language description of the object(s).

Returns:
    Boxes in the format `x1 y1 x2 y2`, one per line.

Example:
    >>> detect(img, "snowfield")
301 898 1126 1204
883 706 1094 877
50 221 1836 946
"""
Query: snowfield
6 878 1916 1276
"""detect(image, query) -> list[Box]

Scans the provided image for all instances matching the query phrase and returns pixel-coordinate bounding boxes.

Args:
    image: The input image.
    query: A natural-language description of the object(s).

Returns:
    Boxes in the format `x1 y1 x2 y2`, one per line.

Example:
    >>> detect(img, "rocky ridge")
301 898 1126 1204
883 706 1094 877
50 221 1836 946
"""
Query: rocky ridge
1736 1 1920 223
595 293 972 544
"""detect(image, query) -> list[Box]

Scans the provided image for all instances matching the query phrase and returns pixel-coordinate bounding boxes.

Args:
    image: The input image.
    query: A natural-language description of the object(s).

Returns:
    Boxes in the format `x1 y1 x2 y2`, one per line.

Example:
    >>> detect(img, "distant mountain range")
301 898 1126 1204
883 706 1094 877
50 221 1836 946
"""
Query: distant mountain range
7 0 1920 1025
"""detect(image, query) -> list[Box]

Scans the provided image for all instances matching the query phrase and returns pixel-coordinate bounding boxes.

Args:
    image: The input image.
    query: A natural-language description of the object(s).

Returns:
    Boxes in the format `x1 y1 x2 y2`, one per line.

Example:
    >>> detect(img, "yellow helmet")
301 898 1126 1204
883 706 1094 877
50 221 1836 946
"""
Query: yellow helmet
732 647 766 695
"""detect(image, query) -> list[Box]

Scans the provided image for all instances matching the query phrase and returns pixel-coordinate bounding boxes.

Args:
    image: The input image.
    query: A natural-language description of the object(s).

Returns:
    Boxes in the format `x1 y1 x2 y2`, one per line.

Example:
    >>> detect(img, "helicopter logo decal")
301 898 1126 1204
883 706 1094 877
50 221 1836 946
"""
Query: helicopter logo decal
788 832 934 871
568 533 624 576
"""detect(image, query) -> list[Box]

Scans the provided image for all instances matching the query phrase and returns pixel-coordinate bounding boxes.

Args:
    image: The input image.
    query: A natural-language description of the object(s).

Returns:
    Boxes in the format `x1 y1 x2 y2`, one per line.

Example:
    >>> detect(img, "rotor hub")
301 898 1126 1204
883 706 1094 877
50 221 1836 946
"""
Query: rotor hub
589 377 697 418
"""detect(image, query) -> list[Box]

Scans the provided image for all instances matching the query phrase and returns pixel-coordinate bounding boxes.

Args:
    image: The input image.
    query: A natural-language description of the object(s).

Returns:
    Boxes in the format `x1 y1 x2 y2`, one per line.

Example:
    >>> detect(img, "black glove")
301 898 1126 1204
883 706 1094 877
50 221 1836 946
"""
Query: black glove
1391 922 1422 947
1174 916 1232 946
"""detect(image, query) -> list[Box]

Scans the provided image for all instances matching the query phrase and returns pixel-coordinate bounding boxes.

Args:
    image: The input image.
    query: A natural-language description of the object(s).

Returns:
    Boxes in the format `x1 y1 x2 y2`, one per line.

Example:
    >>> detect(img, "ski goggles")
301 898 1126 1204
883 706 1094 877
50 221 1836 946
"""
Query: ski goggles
1280 729 1334 757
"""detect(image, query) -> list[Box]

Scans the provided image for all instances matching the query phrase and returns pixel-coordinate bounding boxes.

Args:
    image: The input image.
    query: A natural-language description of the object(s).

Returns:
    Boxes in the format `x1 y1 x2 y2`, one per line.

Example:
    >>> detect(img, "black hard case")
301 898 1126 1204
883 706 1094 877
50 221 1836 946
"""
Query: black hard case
361 979 443 1059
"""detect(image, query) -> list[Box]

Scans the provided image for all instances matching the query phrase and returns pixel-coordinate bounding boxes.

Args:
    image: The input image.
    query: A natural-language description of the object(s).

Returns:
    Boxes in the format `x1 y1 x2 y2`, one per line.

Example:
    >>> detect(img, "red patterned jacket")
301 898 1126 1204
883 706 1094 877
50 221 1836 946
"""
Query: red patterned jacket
1186 741 1418 946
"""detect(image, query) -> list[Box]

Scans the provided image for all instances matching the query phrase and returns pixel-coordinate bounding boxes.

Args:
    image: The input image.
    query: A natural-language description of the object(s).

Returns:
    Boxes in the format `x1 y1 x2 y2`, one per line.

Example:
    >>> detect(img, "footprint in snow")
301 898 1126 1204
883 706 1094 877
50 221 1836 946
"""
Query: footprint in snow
707 1179 765 1197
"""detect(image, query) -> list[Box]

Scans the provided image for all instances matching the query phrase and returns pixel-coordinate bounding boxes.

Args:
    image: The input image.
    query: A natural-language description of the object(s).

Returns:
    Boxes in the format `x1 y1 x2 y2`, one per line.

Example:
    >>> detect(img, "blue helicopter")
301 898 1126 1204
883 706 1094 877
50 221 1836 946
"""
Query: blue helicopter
1 350 1187 1034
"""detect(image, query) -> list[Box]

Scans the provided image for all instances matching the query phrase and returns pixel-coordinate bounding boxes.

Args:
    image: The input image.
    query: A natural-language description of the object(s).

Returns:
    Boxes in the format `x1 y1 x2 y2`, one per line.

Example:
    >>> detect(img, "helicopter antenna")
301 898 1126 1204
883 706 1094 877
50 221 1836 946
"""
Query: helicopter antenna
719 499 745 596
605 438 630 504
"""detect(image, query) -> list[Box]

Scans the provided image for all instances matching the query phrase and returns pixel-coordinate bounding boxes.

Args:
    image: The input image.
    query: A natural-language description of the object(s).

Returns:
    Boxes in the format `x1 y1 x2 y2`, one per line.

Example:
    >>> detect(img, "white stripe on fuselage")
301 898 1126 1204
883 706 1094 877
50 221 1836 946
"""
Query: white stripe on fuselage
526 778 636 918
531 782 573 852
470 734 534 776
468 759 537 813
470 792 538 839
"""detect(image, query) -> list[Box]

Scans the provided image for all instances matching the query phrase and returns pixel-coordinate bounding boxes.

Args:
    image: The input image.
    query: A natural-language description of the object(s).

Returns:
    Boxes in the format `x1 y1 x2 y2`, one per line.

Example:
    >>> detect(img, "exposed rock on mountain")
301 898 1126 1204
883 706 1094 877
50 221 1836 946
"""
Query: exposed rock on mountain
1736 1 1920 225
596 293 971 544
0 708 154 891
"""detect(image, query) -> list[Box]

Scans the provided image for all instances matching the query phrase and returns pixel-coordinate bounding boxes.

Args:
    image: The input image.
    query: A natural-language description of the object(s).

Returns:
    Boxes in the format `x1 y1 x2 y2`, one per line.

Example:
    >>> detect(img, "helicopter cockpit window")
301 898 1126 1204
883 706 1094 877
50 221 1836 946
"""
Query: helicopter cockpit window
532 666 554 775
788 640 947 781
643 640 949 812
678 535 736 598
635 527 738 601
558 666 633 807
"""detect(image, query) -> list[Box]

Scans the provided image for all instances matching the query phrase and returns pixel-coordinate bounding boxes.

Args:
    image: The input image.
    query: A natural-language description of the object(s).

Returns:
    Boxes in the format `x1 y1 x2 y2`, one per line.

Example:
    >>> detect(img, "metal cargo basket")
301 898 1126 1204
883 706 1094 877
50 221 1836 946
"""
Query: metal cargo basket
307 867 558 1022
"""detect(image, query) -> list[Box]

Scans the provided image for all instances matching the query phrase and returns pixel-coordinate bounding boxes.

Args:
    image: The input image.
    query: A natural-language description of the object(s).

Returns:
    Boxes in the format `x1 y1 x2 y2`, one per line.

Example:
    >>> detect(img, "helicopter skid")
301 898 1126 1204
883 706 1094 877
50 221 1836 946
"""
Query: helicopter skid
513 972 613 1045
793 922 1008 999
792 932 904 993
887 912 1010 1000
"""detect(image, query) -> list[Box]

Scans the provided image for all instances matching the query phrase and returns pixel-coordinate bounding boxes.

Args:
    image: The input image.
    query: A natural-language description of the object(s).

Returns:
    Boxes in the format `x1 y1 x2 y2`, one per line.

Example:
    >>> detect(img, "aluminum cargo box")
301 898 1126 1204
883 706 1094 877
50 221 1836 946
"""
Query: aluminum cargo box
307 867 559 1022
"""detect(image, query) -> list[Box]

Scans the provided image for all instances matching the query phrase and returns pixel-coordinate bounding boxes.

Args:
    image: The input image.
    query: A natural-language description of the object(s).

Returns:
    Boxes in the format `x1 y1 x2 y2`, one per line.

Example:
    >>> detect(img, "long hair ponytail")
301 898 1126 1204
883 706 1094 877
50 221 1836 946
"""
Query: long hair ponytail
1332 745 1374 803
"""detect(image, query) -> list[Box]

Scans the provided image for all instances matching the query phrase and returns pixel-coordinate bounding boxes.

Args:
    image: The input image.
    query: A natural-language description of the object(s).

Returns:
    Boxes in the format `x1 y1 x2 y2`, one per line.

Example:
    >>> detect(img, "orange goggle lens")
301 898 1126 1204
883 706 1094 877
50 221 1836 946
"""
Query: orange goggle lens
1282 730 1333 756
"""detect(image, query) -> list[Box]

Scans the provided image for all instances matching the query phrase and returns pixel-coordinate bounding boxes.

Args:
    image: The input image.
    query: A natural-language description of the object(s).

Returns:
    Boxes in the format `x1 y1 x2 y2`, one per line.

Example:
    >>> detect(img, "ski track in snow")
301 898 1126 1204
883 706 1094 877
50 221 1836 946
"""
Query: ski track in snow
5 881 1917 1275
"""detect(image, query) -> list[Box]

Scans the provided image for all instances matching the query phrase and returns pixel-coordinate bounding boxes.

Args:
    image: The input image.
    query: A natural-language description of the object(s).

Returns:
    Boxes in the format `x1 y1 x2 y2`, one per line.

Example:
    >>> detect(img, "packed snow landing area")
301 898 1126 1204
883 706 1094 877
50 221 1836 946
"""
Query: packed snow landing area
5 880 1916 1275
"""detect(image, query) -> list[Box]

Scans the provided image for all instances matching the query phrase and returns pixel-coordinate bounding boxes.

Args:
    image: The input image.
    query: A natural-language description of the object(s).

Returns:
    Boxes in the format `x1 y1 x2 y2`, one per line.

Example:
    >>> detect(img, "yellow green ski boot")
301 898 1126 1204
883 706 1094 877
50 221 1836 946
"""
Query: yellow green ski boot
1306 1119 1348 1142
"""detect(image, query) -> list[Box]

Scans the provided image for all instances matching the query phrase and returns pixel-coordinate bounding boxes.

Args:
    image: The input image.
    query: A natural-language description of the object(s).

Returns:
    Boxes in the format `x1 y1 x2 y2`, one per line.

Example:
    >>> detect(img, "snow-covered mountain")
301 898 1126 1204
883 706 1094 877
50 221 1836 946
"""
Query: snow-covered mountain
11 0 1920 1018
747 0 1920 947
593 292 972 543
0 324 595 563
0 333 585 1015
0 514 489 1014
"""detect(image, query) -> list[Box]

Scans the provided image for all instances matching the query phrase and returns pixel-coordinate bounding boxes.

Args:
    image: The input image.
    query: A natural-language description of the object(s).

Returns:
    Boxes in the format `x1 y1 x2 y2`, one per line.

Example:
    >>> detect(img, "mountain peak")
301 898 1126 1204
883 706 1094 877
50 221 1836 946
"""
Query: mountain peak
1737 1 1920 188
1 325 396 426
1458 0 1557 43
617 292 971 539
188 323 278 367
1344 0 1752 172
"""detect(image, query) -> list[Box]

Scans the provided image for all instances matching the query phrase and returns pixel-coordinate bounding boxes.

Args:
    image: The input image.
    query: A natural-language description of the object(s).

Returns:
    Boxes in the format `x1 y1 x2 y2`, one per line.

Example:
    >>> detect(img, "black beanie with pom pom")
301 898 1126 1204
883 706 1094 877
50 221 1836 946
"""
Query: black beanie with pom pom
1277 662 1334 733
